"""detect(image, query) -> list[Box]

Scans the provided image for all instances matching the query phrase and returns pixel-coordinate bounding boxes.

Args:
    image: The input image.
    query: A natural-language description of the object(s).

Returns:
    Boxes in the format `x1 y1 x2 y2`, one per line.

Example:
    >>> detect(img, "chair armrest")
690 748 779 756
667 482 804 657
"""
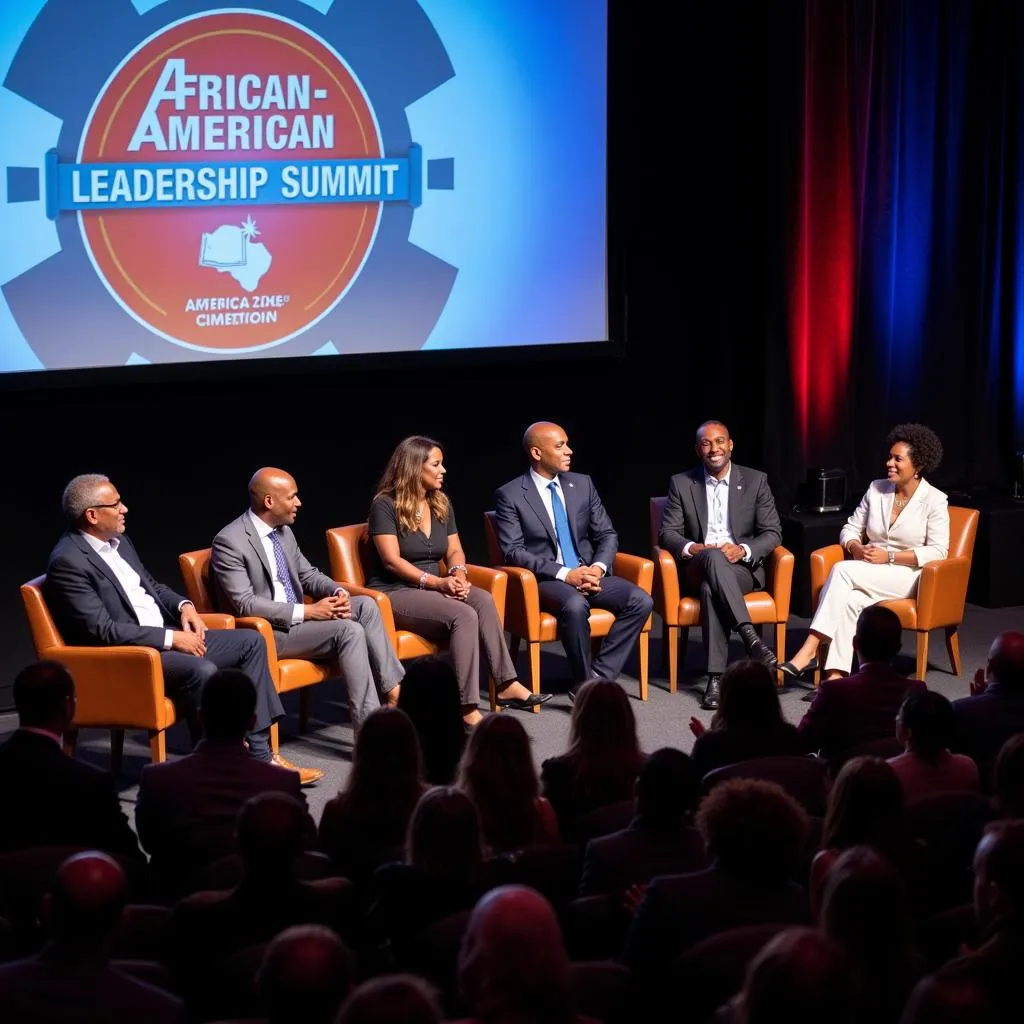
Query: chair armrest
234 617 281 680
199 613 234 631
502 567 542 641
612 552 654 593
652 547 680 625
47 647 167 729
338 584 399 652
810 544 846 610
467 565 508 626
915 556 972 629
765 546 795 620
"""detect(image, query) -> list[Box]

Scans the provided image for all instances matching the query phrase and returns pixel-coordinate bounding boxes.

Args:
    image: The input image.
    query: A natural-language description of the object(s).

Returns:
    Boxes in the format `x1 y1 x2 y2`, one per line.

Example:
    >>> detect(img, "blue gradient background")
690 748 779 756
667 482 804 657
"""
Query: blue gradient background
0 0 608 372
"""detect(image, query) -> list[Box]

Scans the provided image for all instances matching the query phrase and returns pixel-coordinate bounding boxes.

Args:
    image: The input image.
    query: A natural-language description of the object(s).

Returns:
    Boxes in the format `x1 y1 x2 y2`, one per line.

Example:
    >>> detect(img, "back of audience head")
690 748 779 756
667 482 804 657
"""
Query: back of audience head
973 819 1024 930
735 927 856 1024
459 885 572 1024
899 973 997 1024
397 657 466 785
14 660 75 732
696 778 808 883
823 757 906 854
854 605 903 664
635 747 700 832
714 660 785 731
257 924 353 1024
199 668 257 741
406 786 485 877
988 630 1024 689
335 975 441 1024
45 850 126 951
237 791 308 875
567 678 642 799
993 734 1024 817
896 690 956 763
342 706 423 812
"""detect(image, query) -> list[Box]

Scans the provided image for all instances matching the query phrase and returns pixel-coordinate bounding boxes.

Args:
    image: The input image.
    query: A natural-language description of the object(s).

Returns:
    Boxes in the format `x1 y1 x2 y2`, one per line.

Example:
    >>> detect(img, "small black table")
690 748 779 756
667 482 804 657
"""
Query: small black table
780 508 852 617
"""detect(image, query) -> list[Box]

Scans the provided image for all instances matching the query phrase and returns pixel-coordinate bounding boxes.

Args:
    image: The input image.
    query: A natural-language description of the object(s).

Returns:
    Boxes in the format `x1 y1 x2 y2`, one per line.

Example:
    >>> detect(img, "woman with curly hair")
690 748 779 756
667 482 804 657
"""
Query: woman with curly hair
368 436 550 726
780 423 949 680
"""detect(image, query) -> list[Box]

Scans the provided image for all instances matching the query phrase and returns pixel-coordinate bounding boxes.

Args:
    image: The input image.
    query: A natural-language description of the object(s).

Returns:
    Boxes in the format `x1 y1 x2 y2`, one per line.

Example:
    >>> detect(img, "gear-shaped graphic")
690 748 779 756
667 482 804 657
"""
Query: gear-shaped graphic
1 0 457 368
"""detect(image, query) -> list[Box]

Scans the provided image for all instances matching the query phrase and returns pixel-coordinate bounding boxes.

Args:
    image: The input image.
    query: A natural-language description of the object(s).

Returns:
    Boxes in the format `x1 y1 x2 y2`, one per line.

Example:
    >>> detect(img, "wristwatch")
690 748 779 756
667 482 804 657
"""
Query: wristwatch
887 550 895 565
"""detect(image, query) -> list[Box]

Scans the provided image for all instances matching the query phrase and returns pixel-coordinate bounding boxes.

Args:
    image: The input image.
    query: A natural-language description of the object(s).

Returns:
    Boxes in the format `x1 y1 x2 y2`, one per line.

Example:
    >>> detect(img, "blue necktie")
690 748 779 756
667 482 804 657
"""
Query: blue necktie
548 481 581 568
269 529 299 603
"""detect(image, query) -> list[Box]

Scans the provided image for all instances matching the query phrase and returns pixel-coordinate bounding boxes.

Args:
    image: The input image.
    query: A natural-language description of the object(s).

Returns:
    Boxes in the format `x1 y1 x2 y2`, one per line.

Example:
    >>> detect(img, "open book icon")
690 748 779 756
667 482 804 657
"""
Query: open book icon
199 225 248 268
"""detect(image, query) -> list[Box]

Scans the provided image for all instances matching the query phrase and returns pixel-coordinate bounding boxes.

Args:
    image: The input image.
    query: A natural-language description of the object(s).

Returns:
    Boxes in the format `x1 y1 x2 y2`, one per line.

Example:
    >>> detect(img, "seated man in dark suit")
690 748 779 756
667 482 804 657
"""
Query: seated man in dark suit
44 473 287 767
953 631 1024 788
493 422 653 698
580 747 705 897
798 605 924 767
0 851 185 1024
0 661 141 860
135 669 314 899
658 420 782 709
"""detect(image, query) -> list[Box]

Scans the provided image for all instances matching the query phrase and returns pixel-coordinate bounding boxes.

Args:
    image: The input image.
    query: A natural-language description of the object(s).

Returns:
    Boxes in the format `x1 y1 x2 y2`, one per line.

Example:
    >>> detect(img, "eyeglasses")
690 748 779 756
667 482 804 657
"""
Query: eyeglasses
89 500 125 511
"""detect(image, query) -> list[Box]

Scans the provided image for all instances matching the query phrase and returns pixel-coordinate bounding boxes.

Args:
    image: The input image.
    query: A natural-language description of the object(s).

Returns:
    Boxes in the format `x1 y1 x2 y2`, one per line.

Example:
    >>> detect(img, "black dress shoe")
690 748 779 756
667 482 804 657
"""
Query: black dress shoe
778 658 818 679
701 674 721 710
496 692 553 710
746 638 779 670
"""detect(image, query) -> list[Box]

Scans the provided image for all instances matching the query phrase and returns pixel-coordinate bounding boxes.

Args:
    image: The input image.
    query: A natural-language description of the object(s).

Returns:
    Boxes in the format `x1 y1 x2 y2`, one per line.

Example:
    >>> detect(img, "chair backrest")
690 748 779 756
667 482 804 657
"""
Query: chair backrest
649 496 668 549
948 506 980 561
178 548 215 612
20 576 63 654
483 511 502 566
701 756 830 817
325 524 370 587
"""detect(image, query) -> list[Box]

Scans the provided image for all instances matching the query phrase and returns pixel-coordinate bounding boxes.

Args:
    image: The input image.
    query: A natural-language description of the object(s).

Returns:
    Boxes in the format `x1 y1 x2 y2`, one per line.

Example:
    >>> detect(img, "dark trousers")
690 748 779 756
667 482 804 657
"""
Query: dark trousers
537 575 653 683
683 549 757 674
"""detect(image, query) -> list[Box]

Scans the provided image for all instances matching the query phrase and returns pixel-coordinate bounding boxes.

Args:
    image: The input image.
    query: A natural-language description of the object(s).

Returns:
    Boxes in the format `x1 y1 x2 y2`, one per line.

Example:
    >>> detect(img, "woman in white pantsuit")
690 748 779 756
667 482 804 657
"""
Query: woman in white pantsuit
780 424 949 680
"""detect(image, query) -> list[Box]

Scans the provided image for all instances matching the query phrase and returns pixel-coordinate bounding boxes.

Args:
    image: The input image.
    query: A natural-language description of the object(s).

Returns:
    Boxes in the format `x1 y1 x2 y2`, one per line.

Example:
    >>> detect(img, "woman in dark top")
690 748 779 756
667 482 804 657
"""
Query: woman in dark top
370 435 550 726
689 660 808 779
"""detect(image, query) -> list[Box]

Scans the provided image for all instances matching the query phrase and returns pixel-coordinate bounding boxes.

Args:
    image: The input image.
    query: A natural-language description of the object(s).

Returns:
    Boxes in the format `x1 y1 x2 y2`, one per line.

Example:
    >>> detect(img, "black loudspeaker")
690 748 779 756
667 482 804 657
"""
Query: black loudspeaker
1013 451 1024 501
798 468 847 513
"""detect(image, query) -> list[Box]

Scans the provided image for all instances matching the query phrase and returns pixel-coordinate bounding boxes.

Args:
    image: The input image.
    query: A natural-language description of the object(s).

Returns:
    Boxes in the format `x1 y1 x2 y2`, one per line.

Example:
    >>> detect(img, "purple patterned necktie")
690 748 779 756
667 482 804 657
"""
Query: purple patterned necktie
269 528 299 603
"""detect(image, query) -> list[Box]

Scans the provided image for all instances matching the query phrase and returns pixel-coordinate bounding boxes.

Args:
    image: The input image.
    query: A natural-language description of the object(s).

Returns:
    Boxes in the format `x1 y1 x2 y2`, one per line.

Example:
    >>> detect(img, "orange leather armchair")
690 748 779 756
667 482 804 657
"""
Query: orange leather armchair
325 524 508 710
483 512 654 701
649 497 794 691
178 548 329 752
809 505 980 682
19 576 234 770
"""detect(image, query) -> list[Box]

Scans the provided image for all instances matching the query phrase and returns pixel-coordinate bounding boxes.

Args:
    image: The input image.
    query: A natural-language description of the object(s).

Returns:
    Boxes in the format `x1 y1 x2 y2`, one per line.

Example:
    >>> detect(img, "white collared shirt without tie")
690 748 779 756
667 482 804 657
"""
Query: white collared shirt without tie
682 468 752 562
528 467 607 582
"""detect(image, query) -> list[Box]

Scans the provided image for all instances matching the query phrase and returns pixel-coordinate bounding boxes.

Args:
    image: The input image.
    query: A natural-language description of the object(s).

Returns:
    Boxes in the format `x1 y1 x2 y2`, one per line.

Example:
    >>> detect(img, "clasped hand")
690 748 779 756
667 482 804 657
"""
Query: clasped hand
565 565 604 593
438 573 471 600
172 604 208 655
851 542 889 564
690 543 745 564
305 594 352 620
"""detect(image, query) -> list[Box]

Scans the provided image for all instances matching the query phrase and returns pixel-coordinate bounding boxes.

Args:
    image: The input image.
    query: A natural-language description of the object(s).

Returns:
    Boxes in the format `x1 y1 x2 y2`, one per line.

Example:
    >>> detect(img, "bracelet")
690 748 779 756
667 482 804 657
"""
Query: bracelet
417 572 429 589
448 564 468 576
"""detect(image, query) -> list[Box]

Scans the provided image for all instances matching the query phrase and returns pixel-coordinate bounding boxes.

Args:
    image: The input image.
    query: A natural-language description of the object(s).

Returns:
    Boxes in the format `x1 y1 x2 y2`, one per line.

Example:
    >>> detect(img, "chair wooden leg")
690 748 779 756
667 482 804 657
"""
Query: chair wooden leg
637 633 649 701
298 688 311 733
62 727 79 758
528 641 542 712
664 625 679 694
487 676 498 713
775 623 786 687
916 631 930 681
110 729 125 776
945 626 962 675
270 721 280 754
147 729 166 764
815 643 828 688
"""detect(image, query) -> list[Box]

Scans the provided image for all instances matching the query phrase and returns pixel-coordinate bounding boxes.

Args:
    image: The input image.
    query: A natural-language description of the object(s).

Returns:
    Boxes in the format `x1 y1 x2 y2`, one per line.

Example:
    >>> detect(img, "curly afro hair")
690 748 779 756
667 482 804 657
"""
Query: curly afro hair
885 423 943 477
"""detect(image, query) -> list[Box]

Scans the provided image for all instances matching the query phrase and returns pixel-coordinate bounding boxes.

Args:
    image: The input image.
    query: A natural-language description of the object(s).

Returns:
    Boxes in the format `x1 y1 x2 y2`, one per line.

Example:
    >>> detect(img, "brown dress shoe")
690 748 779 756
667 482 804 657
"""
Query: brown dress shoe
271 753 324 787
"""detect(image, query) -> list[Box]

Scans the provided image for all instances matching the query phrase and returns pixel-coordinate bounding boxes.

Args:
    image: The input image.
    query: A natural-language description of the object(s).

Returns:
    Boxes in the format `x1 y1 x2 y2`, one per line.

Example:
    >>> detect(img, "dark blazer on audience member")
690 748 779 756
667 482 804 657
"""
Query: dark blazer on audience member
0 729 142 860
952 683 1024 786
798 664 925 761
135 739 309 893
579 818 707 897
690 721 807 780
541 754 642 831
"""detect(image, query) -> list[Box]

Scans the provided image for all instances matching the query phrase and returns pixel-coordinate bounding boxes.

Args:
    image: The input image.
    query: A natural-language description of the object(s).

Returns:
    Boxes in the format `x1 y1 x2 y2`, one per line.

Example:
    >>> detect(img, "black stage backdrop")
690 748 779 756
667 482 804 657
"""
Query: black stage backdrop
3 1 1023 702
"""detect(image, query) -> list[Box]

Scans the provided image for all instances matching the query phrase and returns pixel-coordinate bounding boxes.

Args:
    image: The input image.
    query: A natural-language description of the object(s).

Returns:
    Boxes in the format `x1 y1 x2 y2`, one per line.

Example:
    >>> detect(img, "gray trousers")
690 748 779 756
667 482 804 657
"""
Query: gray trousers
386 587 516 707
684 549 757 674
275 595 404 732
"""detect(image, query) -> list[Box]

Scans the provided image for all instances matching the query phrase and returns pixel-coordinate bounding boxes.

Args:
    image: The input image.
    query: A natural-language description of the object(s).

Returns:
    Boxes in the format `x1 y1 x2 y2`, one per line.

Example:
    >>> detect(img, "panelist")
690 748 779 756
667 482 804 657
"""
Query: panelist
781 423 949 681
368 436 549 727
211 468 404 746
493 422 653 699
658 420 782 710
45 474 285 767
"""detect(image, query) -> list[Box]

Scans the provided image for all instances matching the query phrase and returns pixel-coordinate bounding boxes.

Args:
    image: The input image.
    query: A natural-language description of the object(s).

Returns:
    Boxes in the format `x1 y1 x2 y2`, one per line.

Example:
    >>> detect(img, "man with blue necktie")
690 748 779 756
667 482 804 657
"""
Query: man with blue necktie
494 422 654 699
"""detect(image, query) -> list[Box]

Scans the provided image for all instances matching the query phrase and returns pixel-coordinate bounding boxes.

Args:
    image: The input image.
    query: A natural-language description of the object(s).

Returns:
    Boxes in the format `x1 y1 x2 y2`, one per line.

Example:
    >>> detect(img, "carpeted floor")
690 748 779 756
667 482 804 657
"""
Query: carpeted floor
1 603 1020 826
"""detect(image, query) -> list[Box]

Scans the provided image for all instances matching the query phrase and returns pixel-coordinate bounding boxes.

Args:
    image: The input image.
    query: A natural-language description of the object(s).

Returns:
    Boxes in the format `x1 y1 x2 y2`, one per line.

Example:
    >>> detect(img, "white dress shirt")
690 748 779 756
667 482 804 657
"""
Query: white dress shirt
682 469 752 562
248 510 306 626
80 532 179 648
529 468 607 582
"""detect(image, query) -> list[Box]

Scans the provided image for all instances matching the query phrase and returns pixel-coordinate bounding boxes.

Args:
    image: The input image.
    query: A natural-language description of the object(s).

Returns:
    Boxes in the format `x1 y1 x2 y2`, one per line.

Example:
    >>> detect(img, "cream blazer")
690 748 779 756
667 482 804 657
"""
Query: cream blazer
839 478 950 567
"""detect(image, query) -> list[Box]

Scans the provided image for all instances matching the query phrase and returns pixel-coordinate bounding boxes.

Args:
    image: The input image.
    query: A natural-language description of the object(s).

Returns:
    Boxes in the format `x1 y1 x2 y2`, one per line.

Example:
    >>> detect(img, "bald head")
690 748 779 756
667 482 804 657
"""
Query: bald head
522 422 573 479
248 467 302 527
258 925 353 1024
48 851 126 946
988 631 1024 689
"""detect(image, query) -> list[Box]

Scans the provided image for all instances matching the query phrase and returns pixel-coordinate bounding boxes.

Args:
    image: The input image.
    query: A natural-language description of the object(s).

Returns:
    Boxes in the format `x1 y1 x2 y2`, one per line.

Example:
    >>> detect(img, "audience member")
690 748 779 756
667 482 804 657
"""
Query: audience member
899 972 998 1024
888 691 980 802
579 746 705 897
319 707 428 884
541 679 645 829
458 885 575 1024
992 733 1024 818
798 605 925 765
952 631 1024 786
0 662 142 860
689 660 806 778
0 851 184 1023
256 924 353 1024
336 975 442 1024
398 657 467 785
457 714 558 853
135 668 310 898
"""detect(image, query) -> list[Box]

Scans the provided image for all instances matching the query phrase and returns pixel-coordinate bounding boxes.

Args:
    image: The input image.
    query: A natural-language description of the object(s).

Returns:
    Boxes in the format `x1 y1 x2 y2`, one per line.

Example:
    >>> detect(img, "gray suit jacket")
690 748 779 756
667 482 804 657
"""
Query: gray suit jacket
210 512 341 631
658 464 781 587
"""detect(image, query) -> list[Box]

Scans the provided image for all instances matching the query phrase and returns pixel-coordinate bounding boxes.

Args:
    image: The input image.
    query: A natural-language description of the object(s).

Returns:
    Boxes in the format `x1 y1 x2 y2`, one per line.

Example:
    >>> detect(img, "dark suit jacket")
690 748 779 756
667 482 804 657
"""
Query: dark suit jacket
658 464 781 586
579 818 707 896
0 729 141 860
799 664 925 761
952 684 1024 787
493 472 618 580
135 740 308 893
690 722 808 780
44 531 187 648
